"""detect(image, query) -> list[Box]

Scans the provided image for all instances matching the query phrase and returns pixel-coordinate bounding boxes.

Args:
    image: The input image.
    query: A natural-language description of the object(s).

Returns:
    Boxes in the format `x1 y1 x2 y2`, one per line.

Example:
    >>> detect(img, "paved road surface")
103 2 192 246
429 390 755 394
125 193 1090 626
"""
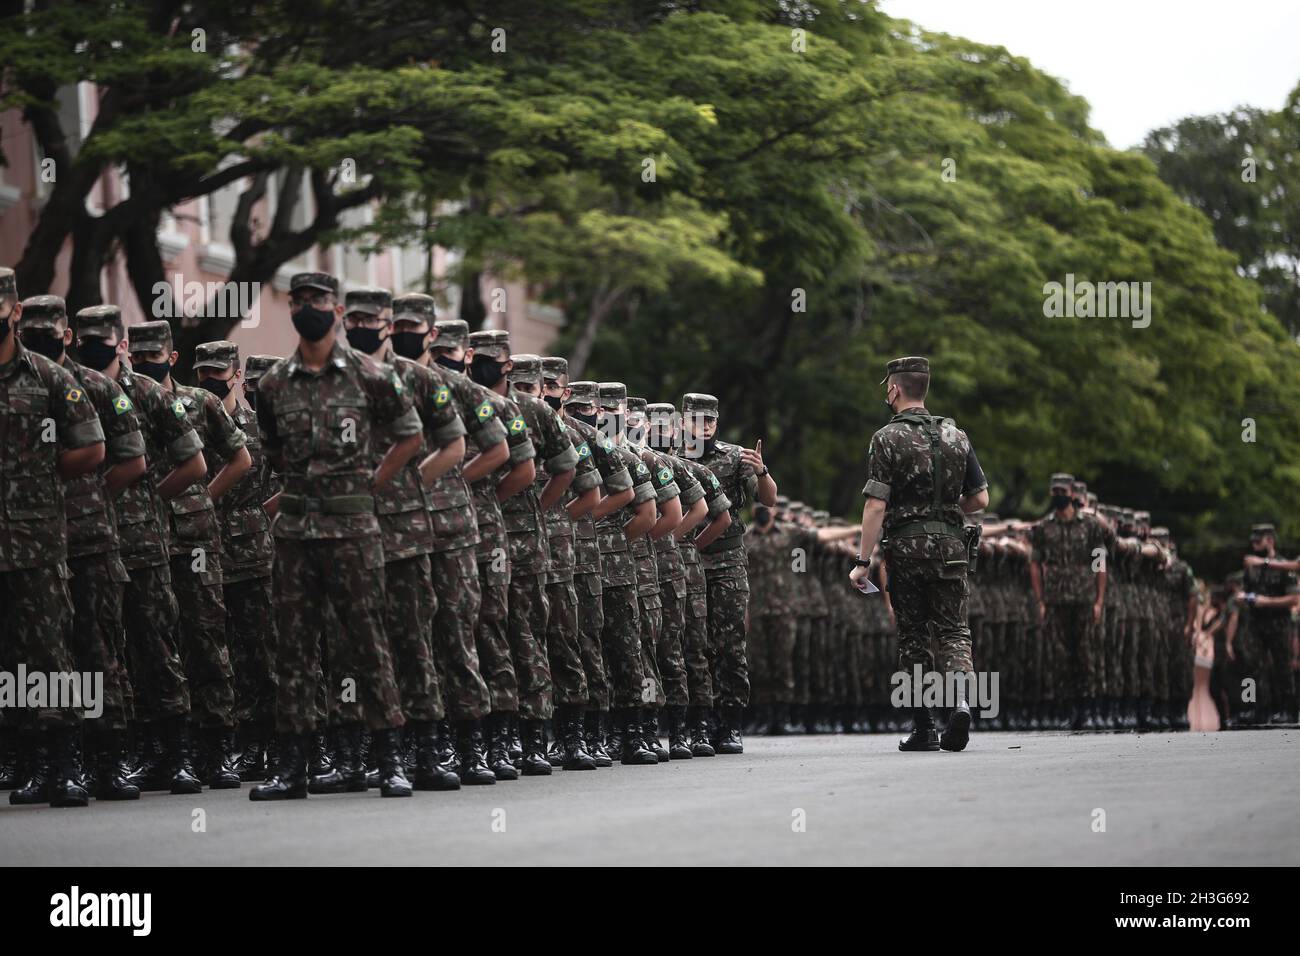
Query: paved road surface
3 730 1295 866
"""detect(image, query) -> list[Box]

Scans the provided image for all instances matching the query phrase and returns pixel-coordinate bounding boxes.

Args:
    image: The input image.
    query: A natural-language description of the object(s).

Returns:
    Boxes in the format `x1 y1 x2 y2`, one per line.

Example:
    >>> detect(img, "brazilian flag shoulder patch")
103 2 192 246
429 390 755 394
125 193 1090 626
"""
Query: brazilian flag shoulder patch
508 416 526 435
172 399 186 419
65 386 84 404
600 437 613 452
636 461 649 477
113 394 133 415
476 401 494 421
657 466 673 484
433 385 450 408
391 373 405 395
576 442 591 459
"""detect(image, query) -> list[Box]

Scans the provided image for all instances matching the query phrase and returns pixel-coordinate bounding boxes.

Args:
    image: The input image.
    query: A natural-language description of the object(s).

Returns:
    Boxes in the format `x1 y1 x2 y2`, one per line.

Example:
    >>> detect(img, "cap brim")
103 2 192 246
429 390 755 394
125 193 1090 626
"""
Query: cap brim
193 359 232 370
292 281 335 294
127 342 161 353
18 318 61 331
346 303 383 317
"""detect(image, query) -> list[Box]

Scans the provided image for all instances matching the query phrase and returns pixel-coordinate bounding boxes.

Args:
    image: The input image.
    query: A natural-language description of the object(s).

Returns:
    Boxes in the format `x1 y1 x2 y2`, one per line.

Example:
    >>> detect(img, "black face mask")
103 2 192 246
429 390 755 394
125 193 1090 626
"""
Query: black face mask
0 317 10 345
599 412 625 440
391 331 427 361
570 410 597 428
200 377 232 400
292 305 336 342
1074 497 1086 510
435 354 465 373
754 506 772 529
626 421 647 444
544 395 563 411
469 355 505 388
23 331 65 362
77 338 118 372
1051 494 1072 511
133 358 172 384
345 326 385 355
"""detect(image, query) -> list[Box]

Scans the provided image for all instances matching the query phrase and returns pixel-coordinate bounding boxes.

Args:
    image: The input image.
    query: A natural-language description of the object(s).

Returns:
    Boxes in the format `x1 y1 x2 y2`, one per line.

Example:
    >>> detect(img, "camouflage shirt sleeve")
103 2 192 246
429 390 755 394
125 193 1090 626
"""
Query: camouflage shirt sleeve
416 366 467 449
204 390 248 460
1028 521 1046 563
647 450 681 505
362 357 421 439
862 428 892 501
500 398 536 466
150 381 203 464
569 431 601 494
256 374 281 459
95 373 145 463
692 461 732 518
588 431 633 493
452 376 507 448
535 403 578 475
48 361 104 450
671 455 704 507
625 447 655 505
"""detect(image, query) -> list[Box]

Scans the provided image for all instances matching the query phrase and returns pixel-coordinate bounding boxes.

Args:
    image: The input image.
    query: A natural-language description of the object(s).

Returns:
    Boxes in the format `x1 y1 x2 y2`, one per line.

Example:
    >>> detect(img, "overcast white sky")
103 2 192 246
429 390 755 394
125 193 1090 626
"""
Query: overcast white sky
879 0 1300 148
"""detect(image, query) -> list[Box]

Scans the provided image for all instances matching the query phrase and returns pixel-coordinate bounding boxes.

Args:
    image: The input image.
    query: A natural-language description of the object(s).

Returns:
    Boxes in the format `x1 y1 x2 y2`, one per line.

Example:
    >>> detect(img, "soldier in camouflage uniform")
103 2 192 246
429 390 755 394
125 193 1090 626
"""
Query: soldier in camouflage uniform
197 347 282 780
73 305 206 794
126 320 250 788
251 271 422 801
16 296 143 800
470 333 579 776
681 392 777 753
852 357 988 753
2 282 106 807
1152 527 1196 730
1028 473 1108 732
1238 524 1299 724
338 289 468 792
433 320 534 780
508 353 599 771
646 401 732 754
390 300 501 786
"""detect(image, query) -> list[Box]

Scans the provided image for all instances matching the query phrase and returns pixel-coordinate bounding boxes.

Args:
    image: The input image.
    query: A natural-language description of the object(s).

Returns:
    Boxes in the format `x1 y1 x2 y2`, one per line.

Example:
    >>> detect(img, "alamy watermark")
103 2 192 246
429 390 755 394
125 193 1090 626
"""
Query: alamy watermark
889 666 1000 718
0 667 103 719
1042 273 1151 329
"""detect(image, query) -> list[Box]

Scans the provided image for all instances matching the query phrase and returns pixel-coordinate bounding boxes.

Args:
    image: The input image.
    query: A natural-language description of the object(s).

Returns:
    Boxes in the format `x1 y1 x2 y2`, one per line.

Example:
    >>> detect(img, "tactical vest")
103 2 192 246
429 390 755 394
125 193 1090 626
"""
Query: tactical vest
883 411 966 540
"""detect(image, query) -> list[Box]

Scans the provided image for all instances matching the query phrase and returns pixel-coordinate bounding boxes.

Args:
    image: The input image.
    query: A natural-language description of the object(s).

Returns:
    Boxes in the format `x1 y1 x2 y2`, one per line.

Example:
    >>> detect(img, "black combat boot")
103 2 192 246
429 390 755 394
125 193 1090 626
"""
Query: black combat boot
584 711 614 767
361 729 380 788
0 727 20 790
9 732 50 805
374 727 412 797
335 723 367 792
1135 698 1152 732
233 720 269 782
940 680 972 753
518 719 553 776
899 707 940 751
558 707 597 771
308 726 349 794
411 720 460 791
606 713 624 757
618 709 658 766
200 726 241 789
93 729 140 801
688 706 716 757
545 719 566 767
1155 701 1172 731
643 709 670 762
454 719 497 785
158 715 203 795
666 705 693 760
714 706 744 755
435 718 458 769
507 716 524 765
486 714 519 780
249 733 308 800
262 734 280 780
45 728 90 808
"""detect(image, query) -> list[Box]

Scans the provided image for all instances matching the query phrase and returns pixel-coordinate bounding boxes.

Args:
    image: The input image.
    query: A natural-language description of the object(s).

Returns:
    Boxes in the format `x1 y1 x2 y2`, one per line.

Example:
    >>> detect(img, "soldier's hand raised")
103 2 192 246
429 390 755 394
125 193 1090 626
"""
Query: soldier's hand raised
740 439 765 473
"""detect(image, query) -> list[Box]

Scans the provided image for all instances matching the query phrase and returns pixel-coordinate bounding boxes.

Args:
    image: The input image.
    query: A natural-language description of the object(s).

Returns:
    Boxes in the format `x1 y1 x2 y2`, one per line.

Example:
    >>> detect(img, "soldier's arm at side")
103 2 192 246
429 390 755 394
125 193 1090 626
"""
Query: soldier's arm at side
209 445 252 502
674 496 708 538
648 493 683 540
420 434 466 486
539 466 575 511
591 486 634 520
817 526 859 543
692 508 731 550
623 498 656 541
566 484 601 520
57 441 105 480
959 442 989 513
105 454 146 497
495 458 537 502
375 432 423 490
157 450 207 500
462 439 508 484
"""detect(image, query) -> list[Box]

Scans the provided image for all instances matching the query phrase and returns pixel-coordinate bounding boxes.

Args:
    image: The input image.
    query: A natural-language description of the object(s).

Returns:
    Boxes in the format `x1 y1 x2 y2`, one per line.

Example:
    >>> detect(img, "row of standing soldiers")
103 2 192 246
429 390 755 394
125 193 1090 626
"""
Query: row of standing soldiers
741 475 1276 734
0 268 779 808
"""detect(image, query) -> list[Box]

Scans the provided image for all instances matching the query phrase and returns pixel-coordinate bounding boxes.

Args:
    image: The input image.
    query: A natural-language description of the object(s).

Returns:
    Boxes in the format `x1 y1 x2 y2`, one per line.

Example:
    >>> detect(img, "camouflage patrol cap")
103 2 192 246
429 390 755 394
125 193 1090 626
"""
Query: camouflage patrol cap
75 305 125 340
812 510 830 524
345 287 393 318
127 320 173 353
879 355 929 385
1049 472 1075 490
775 494 790 508
0 266 16 298
467 329 510 359
1072 480 1088 495
566 381 600 407
289 272 338 296
432 319 469 349
193 340 239 371
598 382 627 410
1150 527 1171 540
1134 510 1151 524
507 353 542 386
541 357 568 384
17 295 67 330
681 392 718 418
244 354 281 382
981 513 1001 525
1250 523 1276 538
392 293 438 325
626 397 647 414
1086 492 1098 508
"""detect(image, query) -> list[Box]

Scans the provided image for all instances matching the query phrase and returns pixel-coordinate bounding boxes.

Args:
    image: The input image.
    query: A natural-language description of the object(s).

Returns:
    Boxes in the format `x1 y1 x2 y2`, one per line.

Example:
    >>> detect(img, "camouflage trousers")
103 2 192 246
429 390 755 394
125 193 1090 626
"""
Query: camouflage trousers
1090 607 1108 697
170 551 235 728
66 552 131 729
507 570 554 720
122 562 190 719
811 616 832 704
272 536 403 735
793 617 812 706
1044 602 1096 701
574 570 609 711
475 556 518 714
0 564 80 729
887 550 973 675
431 546 491 721
1252 617 1296 715
747 614 797 705
638 594 664 706
655 578 690 708
682 583 713 708
1167 624 1194 711
384 554 442 723
704 564 751 708
599 582 646 709
224 574 277 725
545 579 589 708
1105 612 1127 699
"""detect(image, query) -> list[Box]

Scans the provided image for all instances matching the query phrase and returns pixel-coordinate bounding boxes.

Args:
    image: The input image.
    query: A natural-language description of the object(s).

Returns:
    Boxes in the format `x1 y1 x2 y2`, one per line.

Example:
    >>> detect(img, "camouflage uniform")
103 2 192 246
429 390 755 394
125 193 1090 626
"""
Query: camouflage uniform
256 329 416 735
673 454 731 709
1241 525 1298 720
128 321 244 730
744 524 805 706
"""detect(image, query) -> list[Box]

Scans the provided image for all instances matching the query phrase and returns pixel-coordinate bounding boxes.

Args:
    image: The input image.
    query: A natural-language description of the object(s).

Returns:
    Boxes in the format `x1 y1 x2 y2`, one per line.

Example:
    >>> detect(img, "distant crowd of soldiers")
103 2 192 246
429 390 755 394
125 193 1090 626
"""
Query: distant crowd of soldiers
746 478 1298 735
0 267 781 809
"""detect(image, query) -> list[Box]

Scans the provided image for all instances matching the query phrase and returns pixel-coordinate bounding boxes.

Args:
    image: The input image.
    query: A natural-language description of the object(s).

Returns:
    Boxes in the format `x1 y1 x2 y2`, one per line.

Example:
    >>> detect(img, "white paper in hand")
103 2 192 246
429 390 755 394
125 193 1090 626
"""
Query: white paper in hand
854 578 879 595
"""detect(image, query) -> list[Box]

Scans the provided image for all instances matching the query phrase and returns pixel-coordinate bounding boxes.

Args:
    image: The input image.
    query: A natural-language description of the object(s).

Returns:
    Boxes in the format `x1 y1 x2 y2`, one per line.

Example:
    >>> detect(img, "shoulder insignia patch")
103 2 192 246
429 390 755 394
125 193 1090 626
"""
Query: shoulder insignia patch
600 438 614 452
433 385 450 408
113 395 133 415
65 387 84 404
476 401 494 421
657 466 673 484
709 474 720 489
391 373 405 395
636 461 649 477
576 442 591 459
509 416 526 435
172 400 186 419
